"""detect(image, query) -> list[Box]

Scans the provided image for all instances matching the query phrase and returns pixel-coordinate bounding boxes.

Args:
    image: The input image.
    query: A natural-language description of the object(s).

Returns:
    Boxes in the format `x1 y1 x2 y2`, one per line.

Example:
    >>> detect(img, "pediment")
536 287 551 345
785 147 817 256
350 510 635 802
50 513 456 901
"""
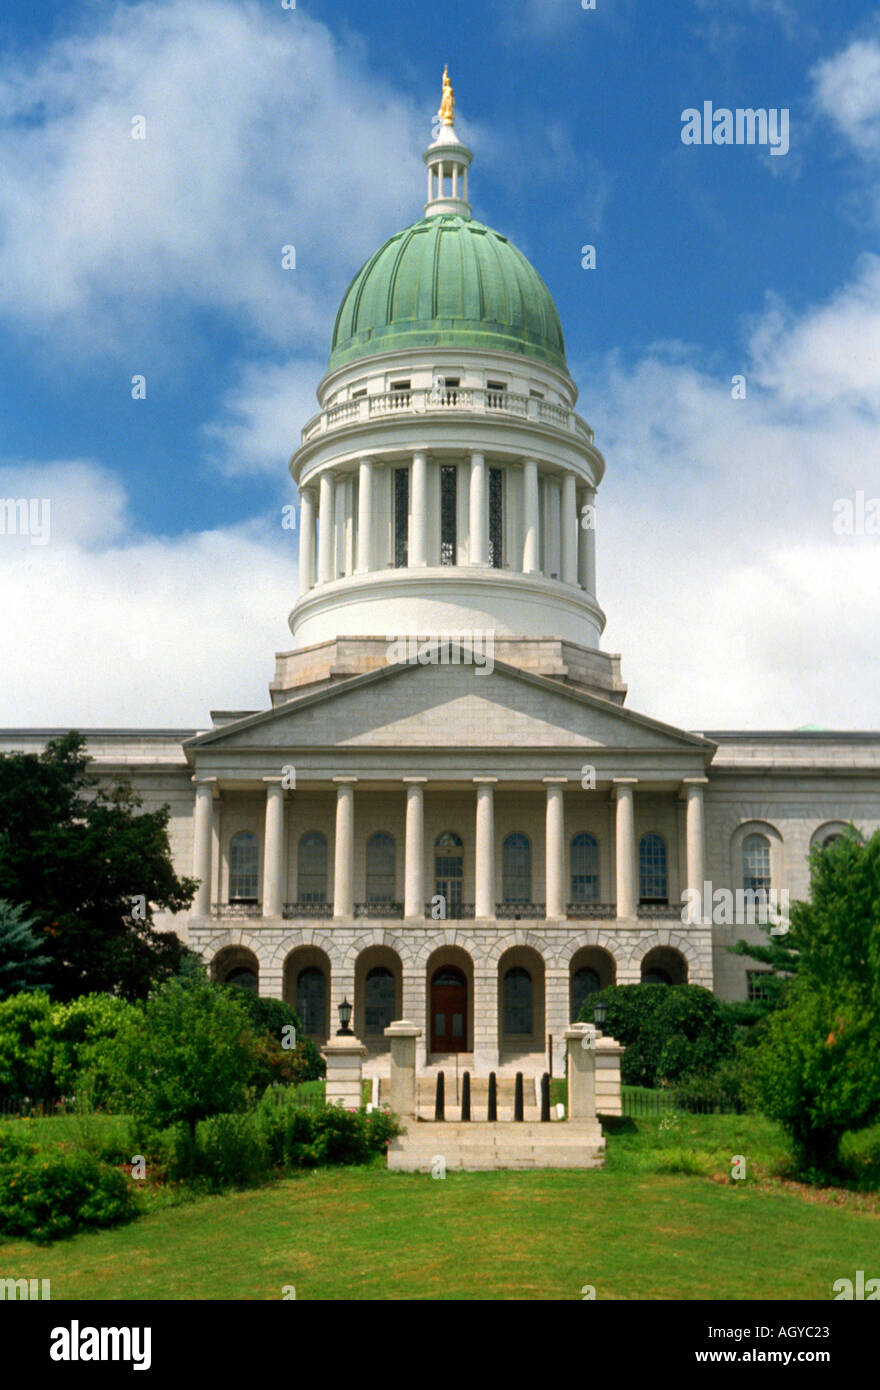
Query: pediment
187 660 711 756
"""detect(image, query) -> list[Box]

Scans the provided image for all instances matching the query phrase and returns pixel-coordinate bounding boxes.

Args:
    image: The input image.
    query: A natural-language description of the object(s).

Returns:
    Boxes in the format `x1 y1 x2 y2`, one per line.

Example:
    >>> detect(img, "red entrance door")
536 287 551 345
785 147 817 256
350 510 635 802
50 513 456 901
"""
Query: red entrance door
431 966 468 1052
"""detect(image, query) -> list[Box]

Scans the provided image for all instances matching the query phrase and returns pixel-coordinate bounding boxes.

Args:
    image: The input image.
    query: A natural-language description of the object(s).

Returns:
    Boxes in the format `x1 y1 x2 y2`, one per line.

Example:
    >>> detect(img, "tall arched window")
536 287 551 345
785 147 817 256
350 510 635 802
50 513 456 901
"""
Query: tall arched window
639 833 668 904
364 965 395 1035
225 965 258 992
296 966 326 1035
571 833 599 903
435 832 463 913
503 966 533 1035
822 832 842 849
229 832 258 901
570 966 600 1021
502 833 531 903
298 831 328 904
743 833 771 903
366 831 395 902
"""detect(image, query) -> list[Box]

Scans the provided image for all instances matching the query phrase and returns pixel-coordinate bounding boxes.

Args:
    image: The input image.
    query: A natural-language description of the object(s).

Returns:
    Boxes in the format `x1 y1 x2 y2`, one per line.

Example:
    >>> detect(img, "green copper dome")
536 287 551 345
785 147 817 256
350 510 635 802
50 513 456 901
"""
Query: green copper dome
329 214 566 373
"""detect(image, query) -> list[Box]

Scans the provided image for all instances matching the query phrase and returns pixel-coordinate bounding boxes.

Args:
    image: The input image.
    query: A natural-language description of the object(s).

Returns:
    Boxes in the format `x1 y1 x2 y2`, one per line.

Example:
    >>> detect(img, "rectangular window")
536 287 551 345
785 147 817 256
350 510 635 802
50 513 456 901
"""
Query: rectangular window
747 971 771 1003
390 379 411 391
440 465 457 565
529 388 544 400
487 380 507 408
351 388 367 400
394 467 409 568
489 467 503 568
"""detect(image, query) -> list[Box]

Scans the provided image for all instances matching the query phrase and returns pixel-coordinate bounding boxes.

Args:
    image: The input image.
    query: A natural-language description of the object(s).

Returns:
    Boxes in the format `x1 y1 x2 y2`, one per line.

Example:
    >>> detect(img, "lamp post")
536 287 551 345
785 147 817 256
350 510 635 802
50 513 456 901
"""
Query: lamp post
593 999 607 1032
336 997 353 1036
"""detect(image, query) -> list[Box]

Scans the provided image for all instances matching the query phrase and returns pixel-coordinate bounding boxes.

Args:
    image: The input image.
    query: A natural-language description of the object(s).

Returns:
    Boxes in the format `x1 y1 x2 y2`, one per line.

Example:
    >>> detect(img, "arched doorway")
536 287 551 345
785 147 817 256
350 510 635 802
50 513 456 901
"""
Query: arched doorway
282 946 332 1044
430 965 468 1053
354 946 402 1052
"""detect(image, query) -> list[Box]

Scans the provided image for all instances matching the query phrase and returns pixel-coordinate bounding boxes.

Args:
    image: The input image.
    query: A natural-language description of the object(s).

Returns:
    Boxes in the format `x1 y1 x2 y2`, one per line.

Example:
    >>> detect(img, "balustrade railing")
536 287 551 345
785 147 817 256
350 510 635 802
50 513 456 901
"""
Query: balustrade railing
566 902 617 919
495 901 547 919
354 901 404 918
301 387 594 443
283 901 333 918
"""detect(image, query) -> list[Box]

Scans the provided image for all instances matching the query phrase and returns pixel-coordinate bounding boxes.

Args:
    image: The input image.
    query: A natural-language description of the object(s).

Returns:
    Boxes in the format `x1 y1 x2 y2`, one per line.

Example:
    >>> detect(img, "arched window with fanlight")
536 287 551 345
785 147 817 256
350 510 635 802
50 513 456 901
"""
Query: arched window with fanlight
502 833 531 903
298 831 328 904
743 833 771 905
571 832 599 903
366 831 395 903
503 966 533 1035
435 831 463 914
229 832 259 902
639 833 667 904
364 965 395 1035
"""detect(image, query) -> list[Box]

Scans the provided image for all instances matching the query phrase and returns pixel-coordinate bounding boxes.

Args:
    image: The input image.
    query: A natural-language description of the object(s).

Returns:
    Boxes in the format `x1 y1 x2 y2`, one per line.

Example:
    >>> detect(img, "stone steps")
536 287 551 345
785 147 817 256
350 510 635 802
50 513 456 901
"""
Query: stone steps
387 1121 605 1171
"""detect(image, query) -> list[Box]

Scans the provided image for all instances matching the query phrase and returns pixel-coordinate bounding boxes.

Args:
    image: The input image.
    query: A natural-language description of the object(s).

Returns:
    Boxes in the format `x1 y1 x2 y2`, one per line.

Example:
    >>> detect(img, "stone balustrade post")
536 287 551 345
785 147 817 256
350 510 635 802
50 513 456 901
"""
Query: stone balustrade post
384 1020 421 1119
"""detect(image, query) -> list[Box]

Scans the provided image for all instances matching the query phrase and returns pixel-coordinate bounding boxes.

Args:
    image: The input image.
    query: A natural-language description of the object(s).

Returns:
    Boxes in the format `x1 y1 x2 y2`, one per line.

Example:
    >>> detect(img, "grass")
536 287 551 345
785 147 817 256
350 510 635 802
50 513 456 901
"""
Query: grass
1 1110 878 1299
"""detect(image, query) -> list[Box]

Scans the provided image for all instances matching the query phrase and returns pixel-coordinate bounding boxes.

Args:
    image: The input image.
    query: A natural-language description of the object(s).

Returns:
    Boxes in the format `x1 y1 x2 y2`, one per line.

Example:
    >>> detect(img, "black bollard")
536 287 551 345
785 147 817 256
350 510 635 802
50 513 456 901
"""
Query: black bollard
541 1072 551 1122
488 1071 497 1121
435 1070 445 1121
461 1071 471 1122
514 1071 524 1122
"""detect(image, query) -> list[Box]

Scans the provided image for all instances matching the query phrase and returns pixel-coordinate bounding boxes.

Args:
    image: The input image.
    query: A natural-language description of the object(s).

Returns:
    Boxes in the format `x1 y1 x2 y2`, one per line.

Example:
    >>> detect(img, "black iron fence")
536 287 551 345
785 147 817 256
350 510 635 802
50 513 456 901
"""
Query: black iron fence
621 1088 745 1117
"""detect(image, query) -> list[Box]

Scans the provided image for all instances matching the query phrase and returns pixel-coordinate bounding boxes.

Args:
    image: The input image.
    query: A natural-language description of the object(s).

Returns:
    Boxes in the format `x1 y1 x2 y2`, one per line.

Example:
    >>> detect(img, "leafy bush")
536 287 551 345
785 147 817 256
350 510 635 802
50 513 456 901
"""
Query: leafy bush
254 1087 400 1171
50 993 141 1105
0 1149 138 1242
0 1125 39 1163
0 992 54 1100
579 983 732 1087
187 1112 268 1189
224 988 326 1085
839 1122 880 1190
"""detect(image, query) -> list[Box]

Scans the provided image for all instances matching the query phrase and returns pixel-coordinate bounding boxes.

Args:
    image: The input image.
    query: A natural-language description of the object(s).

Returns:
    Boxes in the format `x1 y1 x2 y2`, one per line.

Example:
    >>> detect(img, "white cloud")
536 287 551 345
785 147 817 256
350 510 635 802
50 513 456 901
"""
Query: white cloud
812 37 880 157
0 461 296 725
0 0 425 354
202 356 327 477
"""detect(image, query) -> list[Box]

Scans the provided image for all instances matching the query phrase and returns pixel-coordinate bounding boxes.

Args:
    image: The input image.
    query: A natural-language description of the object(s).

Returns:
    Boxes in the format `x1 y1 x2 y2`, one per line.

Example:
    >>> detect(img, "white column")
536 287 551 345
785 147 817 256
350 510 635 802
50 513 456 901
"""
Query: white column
474 778 496 918
544 778 567 917
192 779 215 916
582 486 597 594
403 777 426 918
469 451 487 565
342 476 354 575
561 472 577 586
522 458 540 573
333 778 356 919
614 779 638 920
356 458 373 573
299 487 316 590
334 475 346 578
262 779 285 918
317 471 335 584
683 778 708 924
410 451 428 567
577 489 589 590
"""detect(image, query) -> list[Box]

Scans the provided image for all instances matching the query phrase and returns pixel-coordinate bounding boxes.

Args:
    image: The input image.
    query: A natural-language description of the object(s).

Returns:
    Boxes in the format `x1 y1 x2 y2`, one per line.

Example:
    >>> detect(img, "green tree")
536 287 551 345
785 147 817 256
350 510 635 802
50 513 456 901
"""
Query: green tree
0 732 197 999
0 900 50 998
746 828 880 1175
108 977 261 1142
578 983 731 1087
0 992 54 1100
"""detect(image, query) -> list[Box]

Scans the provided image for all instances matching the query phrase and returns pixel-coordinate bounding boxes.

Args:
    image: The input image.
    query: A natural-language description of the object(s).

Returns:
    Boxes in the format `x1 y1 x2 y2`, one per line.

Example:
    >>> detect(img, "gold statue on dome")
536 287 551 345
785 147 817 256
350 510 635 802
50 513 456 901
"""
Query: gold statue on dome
439 65 455 126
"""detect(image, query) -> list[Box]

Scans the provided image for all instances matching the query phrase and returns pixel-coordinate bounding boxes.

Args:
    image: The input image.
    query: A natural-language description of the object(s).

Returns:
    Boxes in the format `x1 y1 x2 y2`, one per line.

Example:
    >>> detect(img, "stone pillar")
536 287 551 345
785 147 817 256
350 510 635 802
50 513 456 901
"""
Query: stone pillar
564 1023 597 1120
545 968 570 1075
334 475 347 578
543 778 567 918
192 778 215 916
683 777 708 924
561 472 578 586
581 487 597 594
474 778 496 919
317 471 335 584
469 451 487 565
614 778 638 920
299 486 316 590
261 779 285 919
384 1020 421 1119
472 968 498 1072
403 777 426 919
322 1034 367 1109
410 451 428 567
522 458 540 573
356 458 373 573
595 1035 625 1117
333 777 356 918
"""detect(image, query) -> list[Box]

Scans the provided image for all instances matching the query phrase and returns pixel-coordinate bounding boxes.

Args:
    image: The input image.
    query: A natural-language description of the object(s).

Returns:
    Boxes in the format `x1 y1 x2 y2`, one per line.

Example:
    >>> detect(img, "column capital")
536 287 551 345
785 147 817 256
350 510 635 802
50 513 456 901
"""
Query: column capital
261 776 285 785
612 777 638 797
472 776 498 785
333 776 358 785
542 776 568 785
402 776 428 785
681 776 709 791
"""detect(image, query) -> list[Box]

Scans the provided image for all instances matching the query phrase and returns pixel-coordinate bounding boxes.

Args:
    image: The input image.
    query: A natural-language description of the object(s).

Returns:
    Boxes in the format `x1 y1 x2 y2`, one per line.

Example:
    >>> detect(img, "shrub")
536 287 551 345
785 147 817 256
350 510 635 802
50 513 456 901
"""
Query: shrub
253 1087 400 1171
840 1122 880 1190
50 993 142 1106
0 1149 138 1242
0 1126 39 1164
189 1112 268 1189
579 983 732 1087
224 988 326 1085
0 992 54 1100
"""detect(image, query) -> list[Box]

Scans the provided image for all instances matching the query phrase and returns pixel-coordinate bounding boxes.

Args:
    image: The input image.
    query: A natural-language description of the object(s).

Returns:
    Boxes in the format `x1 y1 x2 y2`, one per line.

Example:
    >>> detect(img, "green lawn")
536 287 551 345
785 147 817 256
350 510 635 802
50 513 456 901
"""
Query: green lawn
1 1111 877 1300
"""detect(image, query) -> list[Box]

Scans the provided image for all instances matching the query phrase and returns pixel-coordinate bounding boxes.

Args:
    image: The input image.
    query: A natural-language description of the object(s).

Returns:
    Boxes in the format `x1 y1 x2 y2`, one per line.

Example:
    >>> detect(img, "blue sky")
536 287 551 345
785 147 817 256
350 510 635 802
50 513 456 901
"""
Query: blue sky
1 0 879 728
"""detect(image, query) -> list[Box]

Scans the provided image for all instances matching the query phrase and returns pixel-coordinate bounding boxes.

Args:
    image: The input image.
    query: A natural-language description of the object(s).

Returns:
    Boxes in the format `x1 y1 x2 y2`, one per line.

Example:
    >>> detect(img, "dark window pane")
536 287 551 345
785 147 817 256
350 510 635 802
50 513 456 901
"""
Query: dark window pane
394 468 409 567
440 465 457 565
489 467 503 568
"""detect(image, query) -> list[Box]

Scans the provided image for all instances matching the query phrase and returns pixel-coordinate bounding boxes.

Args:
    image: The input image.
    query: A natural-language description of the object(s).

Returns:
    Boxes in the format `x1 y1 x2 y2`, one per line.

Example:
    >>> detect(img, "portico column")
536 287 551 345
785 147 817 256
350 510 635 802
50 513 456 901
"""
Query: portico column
544 778 567 918
317 471 335 584
522 458 540 573
580 486 597 594
261 779 286 918
299 487 316 590
474 778 497 918
356 458 373 573
613 778 638 920
410 451 428 567
469 452 487 565
192 779 216 916
403 777 427 918
333 777 356 918
561 472 578 586
683 777 708 924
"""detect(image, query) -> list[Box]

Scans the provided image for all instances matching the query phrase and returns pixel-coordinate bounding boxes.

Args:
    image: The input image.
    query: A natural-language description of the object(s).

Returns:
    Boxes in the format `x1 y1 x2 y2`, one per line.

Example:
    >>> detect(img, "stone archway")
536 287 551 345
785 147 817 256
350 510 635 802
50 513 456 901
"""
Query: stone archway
569 945 616 1022
640 945 688 986
282 946 332 1045
354 946 403 1053
211 944 260 992
425 945 474 1058
497 945 545 1061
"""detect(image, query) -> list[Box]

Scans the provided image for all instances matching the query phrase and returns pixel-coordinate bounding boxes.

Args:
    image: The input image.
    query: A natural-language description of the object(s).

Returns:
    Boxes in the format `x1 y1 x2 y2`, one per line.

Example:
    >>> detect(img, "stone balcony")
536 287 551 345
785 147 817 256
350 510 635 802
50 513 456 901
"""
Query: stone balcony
210 900 687 925
301 387 594 447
